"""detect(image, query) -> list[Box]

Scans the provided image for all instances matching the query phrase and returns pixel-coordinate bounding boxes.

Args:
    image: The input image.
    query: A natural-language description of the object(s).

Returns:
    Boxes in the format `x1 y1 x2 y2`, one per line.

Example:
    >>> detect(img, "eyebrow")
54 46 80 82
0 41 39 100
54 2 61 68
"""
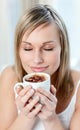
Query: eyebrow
22 40 57 45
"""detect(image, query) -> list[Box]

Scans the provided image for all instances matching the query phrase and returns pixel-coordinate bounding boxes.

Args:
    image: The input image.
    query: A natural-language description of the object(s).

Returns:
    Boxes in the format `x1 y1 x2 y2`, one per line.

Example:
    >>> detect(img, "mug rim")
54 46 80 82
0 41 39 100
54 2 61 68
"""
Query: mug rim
23 72 50 83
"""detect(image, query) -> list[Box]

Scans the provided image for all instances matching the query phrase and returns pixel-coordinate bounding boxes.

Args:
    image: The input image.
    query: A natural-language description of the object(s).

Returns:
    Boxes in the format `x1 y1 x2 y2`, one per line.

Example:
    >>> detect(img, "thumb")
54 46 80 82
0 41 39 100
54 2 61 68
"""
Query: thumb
50 85 56 96
14 85 23 98
15 86 23 94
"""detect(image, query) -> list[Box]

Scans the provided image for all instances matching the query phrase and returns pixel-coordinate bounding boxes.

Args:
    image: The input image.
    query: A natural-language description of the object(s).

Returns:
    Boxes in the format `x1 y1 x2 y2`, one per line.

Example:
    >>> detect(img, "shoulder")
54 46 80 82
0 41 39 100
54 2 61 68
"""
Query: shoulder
0 65 18 127
0 65 18 105
71 69 80 86
71 69 80 109
0 65 18 88
0 65 17 78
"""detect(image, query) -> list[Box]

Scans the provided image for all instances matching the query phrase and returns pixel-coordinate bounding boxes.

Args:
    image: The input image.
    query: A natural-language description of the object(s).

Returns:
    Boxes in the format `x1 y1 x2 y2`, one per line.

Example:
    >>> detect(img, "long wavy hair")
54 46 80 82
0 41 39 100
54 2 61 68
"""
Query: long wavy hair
14 4 74 100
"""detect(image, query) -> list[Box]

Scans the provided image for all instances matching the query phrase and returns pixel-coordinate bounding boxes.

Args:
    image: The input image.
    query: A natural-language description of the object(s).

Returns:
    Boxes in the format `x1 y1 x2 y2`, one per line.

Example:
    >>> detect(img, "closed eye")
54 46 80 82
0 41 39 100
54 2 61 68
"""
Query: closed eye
24 48 33 51
44 48 53 51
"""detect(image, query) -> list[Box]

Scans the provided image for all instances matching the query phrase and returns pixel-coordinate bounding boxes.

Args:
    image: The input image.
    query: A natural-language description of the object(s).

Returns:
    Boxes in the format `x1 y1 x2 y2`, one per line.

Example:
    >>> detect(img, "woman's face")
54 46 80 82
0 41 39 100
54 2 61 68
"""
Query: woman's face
19 23 61 76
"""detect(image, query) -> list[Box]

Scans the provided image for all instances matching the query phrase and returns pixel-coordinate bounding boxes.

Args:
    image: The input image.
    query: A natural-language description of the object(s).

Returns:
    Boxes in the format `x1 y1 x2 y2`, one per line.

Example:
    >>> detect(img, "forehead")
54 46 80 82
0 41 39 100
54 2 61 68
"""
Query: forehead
22 23 60 43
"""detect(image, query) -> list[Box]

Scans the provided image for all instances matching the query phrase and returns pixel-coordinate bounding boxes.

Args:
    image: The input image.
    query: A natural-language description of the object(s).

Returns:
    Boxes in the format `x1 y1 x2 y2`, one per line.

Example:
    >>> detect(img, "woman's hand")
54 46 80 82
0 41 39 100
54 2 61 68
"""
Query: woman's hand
35 85 57 122
15 85 42 118
14 85 43 130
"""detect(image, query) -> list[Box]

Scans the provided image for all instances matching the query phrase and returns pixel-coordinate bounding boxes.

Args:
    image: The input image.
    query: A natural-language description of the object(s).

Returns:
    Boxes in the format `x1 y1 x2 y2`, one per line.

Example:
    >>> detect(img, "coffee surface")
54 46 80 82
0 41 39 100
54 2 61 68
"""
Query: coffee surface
25 75 46 82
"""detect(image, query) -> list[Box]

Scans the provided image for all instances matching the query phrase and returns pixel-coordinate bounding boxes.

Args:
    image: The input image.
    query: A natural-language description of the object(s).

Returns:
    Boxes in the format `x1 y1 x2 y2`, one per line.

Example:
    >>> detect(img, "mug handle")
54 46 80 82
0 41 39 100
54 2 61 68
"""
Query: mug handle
14 82 24 97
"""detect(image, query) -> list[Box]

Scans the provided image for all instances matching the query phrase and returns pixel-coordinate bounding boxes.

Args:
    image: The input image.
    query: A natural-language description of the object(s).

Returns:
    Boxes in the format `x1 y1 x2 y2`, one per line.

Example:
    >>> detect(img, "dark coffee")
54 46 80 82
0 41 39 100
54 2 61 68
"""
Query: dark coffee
25 74 46 82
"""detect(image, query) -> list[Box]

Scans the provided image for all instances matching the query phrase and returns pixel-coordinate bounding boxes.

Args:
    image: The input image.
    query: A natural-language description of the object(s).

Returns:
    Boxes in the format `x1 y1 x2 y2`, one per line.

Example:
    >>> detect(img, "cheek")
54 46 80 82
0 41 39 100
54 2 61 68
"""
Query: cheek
20 55 31 65
19 51 32 65
50 50 61 68
19 53 32 72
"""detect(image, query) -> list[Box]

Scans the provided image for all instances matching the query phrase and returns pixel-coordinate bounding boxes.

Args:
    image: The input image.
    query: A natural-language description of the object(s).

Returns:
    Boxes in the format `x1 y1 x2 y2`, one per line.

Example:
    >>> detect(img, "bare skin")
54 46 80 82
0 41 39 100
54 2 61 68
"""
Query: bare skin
0 66 80 130
0 66 62 130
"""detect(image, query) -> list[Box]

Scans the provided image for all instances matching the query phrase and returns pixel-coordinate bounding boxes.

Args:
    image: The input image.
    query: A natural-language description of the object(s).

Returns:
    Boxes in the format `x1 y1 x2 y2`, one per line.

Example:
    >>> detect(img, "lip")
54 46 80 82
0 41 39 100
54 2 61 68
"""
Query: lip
30 66 48 72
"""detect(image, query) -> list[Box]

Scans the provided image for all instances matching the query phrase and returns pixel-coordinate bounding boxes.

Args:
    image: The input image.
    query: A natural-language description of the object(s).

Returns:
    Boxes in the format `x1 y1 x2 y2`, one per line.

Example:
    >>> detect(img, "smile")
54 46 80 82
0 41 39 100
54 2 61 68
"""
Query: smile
30 66 49 72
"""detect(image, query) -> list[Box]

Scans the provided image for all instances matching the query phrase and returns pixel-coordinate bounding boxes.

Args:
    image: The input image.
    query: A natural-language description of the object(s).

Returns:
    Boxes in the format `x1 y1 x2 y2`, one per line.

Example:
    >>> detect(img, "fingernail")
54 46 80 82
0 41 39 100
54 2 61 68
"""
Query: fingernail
30 89 34 93
21 95 27 102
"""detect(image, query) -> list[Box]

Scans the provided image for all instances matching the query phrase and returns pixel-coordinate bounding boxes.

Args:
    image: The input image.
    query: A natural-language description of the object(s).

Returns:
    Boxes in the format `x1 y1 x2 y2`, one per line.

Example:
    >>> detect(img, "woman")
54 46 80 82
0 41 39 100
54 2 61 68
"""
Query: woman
0 4 80 130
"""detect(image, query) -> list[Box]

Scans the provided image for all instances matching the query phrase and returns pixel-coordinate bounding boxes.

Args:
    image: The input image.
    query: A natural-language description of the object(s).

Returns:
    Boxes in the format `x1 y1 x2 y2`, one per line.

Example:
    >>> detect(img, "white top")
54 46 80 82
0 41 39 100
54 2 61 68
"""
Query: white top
33 80 80 130
58 80 80 130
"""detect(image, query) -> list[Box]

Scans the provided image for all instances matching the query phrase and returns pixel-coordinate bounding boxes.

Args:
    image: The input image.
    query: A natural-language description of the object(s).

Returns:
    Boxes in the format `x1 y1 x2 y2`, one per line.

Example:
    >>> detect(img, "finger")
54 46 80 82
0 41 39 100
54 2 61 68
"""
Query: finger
28 103 42 118
15 88 35 111
21 89 35 104
38 107 54 120
35 92 57 110
50 85 56 96
16 86 23 94
14 85 23 98
19 85 32 96
36 87 55 101
41 96 57 111
23 96 40 115
15 95 23 111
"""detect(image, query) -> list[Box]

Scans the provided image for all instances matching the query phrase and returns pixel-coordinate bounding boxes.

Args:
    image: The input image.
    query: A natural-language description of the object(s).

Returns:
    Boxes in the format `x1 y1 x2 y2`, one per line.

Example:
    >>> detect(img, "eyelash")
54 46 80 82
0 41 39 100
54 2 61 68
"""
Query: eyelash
24 48 53 51
44 48 53 51
24 49 32 51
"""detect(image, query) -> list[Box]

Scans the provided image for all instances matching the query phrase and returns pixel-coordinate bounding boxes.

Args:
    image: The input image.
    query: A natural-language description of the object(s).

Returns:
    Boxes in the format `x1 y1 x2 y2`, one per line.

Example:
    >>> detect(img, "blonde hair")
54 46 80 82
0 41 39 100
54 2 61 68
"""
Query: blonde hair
14 4 74 100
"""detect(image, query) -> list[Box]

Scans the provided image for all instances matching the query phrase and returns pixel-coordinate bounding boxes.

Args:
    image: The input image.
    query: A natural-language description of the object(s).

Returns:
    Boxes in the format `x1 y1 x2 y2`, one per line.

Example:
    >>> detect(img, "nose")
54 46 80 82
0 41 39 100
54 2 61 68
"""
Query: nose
33 50 44 64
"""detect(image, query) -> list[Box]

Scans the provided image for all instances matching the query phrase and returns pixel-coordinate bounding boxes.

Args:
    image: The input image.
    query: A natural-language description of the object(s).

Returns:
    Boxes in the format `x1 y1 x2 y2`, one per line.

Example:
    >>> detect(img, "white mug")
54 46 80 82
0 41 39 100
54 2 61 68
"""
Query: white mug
14 72 50 96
